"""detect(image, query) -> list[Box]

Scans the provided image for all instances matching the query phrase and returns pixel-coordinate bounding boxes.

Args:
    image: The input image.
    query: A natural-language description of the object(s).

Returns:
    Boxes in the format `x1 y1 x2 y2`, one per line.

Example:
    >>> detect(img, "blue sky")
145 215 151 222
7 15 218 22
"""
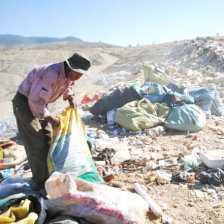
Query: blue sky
0 0 224 46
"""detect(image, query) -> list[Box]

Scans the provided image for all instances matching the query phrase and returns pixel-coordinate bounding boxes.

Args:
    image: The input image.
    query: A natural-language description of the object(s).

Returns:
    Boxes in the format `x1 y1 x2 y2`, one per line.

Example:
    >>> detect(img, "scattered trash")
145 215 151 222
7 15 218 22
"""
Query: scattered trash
162 214 173 224
144 161 158 172
171 172 189 183
81 94 91 104
107 109 116 125
148 173 156 182
156 171 172 184
0 118 18 140
134 182 163 217
193 135 198 140
111 148 131 165
199 168 224 186
0 169 16 180
183 153 201 171
200 150 224 169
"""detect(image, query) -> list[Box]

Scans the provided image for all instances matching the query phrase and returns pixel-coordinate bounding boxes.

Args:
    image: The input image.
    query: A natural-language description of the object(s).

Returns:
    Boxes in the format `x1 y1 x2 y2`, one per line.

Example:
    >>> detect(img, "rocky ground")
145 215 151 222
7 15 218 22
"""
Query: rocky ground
1 37 224 223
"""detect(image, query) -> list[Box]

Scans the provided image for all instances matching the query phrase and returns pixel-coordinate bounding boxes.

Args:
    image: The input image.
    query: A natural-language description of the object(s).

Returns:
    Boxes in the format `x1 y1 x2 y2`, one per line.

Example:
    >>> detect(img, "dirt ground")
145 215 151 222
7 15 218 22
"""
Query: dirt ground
82 101 224 224
1 39 224 223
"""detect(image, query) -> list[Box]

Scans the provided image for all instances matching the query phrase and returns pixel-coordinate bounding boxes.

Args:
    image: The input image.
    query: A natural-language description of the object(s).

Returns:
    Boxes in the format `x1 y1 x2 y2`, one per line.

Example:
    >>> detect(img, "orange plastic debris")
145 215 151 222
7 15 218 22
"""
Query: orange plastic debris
92 94 99 101
81 95 91 104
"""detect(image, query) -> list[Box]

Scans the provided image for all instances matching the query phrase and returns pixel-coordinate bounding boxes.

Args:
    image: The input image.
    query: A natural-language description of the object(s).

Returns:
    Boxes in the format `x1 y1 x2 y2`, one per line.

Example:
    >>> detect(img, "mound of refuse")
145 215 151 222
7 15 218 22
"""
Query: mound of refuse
164 37 224 74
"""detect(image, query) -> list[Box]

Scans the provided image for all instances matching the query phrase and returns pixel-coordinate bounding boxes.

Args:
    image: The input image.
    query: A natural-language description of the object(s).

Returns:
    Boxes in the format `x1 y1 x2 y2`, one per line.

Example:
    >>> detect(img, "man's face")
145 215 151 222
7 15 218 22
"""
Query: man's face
67 69 83 81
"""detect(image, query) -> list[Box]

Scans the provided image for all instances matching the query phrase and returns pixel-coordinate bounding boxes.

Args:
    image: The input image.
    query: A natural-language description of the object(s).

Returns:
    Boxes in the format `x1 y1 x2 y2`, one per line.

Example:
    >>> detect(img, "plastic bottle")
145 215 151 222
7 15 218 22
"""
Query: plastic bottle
107 109 116 125
134 183 163 217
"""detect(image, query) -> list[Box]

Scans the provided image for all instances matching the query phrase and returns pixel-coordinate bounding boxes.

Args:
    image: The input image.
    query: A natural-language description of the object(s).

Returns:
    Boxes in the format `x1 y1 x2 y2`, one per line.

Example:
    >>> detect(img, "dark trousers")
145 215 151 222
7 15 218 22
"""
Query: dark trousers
12 92 52 189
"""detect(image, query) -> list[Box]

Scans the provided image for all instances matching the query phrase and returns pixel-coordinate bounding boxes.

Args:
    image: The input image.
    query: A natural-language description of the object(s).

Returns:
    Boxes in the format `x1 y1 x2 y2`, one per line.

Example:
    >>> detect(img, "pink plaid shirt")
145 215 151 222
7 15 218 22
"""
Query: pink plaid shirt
18 62 74 119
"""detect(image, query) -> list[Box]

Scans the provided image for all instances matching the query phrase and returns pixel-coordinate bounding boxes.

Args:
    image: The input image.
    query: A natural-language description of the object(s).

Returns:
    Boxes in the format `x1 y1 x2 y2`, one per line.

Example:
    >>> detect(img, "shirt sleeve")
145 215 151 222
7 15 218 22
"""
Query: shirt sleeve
28 68 57 119
28 95 51 119
63 80 75 100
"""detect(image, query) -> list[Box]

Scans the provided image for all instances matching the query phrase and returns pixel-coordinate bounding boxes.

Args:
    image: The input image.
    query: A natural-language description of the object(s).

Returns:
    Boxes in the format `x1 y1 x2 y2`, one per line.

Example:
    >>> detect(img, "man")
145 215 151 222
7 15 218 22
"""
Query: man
12 53 91 190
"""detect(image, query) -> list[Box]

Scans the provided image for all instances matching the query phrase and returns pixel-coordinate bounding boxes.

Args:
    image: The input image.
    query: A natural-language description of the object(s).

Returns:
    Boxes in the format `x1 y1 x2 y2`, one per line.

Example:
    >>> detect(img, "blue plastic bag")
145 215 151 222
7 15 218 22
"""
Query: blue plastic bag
189 87 223 118
140 82 171 103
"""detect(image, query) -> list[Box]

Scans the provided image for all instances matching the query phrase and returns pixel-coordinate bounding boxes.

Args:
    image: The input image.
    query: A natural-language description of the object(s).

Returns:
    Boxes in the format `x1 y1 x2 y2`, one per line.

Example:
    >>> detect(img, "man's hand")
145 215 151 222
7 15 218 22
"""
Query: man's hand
51 117 60 129
45 115 60 128
68 95 77 108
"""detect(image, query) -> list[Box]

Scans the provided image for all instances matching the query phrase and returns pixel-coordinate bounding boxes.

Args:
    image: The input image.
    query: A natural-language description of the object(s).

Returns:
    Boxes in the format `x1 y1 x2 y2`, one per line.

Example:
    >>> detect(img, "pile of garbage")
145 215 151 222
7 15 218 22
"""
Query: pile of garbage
90 63 223 130
164 37 224 73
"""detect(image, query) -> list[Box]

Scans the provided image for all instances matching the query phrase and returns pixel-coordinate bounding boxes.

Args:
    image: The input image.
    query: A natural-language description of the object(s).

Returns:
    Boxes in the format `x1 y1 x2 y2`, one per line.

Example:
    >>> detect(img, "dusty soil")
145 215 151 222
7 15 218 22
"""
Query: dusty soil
1 39 224 223
83 96 224 224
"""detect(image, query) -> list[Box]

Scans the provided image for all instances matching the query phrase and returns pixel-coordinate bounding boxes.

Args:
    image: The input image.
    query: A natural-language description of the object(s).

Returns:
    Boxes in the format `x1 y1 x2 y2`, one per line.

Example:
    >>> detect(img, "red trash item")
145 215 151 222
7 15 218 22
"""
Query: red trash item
193 135 198 140
81 95 91 104
92 94 99 101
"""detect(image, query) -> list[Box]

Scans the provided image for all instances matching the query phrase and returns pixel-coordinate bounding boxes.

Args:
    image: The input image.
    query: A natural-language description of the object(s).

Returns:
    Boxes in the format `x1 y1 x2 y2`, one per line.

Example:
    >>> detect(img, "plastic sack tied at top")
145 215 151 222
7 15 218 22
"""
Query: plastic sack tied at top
47 107 104 184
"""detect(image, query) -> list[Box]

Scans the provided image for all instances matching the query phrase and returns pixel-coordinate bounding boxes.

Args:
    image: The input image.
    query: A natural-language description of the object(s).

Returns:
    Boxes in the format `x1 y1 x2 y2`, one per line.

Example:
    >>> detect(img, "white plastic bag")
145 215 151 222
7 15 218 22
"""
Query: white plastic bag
143 64 170 85
45 172 149 224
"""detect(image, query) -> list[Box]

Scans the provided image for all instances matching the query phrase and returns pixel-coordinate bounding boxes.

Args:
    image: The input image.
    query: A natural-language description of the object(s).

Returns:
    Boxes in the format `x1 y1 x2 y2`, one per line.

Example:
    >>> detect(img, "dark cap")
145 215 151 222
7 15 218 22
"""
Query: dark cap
65 53 91 73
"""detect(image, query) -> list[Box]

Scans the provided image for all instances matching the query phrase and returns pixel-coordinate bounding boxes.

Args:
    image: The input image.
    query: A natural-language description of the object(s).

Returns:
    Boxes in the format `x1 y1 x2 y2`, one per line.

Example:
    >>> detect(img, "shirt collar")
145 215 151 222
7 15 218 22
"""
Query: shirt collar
61 62 75 84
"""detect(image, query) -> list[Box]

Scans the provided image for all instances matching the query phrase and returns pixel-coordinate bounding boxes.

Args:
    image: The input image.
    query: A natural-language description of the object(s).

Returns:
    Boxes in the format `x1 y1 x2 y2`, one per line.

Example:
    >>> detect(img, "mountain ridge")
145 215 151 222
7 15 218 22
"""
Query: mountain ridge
0 34 82 47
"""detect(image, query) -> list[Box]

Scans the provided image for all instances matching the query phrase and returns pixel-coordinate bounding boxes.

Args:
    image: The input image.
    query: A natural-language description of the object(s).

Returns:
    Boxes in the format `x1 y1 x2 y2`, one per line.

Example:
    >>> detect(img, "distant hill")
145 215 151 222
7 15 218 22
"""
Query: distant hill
0 34 82 47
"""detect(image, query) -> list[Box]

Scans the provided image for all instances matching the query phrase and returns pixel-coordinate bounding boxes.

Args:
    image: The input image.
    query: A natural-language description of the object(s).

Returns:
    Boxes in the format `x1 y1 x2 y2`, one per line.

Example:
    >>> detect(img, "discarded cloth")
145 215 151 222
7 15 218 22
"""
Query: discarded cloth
0 199 37 223
0 194 46 224
0 178 36 200
90 86 141 115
